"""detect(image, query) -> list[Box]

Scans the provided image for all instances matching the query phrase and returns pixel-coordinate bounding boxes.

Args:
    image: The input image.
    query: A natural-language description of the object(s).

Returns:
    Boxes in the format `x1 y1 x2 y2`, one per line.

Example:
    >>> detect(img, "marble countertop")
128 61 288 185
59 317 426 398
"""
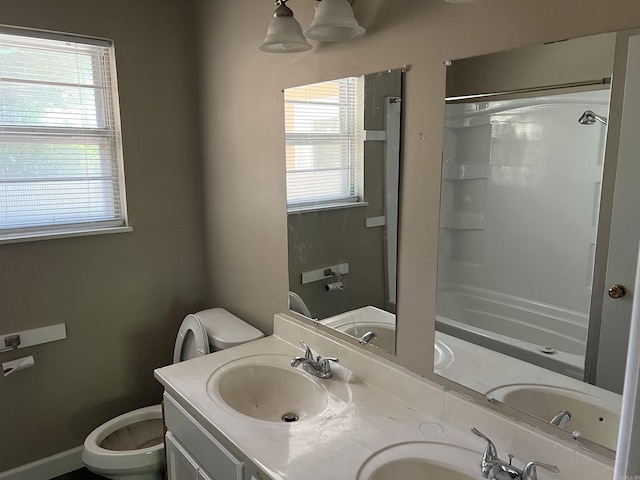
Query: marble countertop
154 313 614 480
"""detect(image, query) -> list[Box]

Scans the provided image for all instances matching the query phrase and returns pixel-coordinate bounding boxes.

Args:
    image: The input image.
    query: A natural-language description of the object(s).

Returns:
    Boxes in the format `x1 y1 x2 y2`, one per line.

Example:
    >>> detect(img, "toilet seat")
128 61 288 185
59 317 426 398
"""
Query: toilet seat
173 314 210 363
81 405 164 473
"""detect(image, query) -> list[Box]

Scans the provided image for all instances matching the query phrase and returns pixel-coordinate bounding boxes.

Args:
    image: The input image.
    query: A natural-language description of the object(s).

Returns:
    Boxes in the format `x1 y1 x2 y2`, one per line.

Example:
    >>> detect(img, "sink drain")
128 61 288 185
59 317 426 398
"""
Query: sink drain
281 413 299 423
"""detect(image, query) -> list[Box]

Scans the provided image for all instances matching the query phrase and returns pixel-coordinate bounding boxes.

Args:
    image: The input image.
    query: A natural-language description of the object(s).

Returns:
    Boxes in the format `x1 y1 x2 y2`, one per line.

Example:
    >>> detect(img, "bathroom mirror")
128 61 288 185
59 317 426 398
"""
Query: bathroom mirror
286 68 403 354
434 29 640 452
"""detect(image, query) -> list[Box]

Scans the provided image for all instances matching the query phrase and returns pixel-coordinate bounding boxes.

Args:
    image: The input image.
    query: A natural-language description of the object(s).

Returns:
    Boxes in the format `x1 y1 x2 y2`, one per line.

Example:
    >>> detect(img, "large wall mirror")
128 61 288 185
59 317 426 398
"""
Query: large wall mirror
286 68 403 355
434 28 640 453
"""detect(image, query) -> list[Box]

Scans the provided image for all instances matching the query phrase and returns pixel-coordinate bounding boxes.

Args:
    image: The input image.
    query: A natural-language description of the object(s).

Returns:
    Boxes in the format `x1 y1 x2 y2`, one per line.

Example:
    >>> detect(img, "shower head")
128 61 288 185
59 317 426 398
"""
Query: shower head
578 110 608 126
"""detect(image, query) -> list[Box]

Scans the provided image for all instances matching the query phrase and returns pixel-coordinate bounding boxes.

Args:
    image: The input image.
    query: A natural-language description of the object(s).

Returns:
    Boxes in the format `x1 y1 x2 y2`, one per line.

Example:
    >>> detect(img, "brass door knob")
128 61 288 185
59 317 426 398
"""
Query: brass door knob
608 284 627 299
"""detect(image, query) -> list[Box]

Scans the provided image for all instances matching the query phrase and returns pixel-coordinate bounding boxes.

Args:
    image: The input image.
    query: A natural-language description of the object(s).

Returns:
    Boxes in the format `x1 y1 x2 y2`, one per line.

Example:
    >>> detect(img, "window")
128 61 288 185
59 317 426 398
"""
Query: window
0 26 128 242
284 76 364 212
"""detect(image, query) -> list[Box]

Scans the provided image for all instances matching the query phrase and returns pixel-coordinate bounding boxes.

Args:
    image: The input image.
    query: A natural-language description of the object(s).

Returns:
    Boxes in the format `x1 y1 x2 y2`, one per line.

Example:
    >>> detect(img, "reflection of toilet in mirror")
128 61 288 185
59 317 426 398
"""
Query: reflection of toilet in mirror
288 291 312 318
81 308 263 480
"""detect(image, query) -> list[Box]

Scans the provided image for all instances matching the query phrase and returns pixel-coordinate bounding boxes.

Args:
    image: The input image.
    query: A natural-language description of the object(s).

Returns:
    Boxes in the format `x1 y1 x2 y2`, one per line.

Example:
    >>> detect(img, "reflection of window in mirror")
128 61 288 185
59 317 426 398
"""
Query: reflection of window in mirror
284 77 364 212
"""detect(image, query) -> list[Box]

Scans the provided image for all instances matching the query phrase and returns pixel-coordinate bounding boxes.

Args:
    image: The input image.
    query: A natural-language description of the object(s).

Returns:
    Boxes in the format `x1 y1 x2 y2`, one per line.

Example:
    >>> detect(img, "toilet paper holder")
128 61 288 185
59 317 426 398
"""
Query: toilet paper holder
2 352 38 376
325 281 344 292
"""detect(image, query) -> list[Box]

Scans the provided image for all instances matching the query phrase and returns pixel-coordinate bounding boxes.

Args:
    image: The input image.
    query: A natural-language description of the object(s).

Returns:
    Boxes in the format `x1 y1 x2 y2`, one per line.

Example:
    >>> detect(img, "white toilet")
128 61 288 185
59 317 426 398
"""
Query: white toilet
81 308 264 480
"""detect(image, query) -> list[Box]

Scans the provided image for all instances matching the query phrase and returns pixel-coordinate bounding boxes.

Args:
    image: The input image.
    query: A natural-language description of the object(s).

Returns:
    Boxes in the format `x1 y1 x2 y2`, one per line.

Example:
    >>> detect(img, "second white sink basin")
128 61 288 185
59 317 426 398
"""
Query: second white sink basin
357 442 480 480
207 354 352 423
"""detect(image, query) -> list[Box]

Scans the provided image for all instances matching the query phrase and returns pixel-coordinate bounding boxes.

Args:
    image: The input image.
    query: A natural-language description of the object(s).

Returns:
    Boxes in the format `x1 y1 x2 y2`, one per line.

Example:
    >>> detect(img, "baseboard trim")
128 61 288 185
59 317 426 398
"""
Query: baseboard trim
0 446 83 480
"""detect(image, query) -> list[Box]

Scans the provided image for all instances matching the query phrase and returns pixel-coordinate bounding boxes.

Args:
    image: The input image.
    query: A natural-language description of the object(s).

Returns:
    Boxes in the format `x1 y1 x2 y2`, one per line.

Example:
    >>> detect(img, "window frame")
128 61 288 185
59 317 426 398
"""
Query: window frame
0 25 130 244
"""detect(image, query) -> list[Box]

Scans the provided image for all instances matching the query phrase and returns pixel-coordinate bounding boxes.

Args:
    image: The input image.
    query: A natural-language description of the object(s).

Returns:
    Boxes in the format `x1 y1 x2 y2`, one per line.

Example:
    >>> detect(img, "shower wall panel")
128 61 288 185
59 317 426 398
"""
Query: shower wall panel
438 89 610 323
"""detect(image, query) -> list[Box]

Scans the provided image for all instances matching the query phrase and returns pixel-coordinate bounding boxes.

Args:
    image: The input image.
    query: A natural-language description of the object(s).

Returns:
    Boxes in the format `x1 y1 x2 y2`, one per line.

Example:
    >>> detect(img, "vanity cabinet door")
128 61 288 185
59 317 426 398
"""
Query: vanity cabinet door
164 394 244 480
166 431 200 480
198 469 215 480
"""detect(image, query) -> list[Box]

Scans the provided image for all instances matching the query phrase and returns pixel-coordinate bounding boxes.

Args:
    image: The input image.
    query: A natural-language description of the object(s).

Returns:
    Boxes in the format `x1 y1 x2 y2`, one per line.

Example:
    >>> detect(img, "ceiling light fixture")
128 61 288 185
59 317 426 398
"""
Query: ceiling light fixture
259 0 365 53
304 0 365 42
259 0 313 53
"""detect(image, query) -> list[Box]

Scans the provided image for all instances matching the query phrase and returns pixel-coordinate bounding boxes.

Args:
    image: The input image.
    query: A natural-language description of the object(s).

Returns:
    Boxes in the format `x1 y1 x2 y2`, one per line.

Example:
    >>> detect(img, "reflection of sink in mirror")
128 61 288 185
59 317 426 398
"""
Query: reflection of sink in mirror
322 306 454 370
321 306 396 353
357 442 479 480
207 354 352 423
486 384 620 450
343 323 395 352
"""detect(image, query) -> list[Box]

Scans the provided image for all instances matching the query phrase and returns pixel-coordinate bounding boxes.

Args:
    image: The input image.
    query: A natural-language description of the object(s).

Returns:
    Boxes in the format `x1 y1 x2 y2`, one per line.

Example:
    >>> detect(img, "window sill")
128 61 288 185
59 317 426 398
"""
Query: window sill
287 201 369 215
0 226 134 245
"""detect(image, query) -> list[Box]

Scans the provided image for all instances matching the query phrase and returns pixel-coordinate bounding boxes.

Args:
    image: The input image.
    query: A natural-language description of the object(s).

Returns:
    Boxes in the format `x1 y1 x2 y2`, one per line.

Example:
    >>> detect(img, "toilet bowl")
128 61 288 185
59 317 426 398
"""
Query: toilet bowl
82 308 264 479
81 405 164 480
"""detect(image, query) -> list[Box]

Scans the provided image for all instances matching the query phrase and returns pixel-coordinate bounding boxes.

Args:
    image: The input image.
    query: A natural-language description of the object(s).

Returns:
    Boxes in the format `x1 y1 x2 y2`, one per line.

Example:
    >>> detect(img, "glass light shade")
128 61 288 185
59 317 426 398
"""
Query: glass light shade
304 0 366 42
260 15 312 53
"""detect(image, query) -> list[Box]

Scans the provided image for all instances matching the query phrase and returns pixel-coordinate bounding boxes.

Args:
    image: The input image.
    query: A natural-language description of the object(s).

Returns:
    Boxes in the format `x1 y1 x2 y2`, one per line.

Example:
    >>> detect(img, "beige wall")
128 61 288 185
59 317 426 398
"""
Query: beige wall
0 0 204 471
195 0 640 376
2 0 640 473
446 31 616 97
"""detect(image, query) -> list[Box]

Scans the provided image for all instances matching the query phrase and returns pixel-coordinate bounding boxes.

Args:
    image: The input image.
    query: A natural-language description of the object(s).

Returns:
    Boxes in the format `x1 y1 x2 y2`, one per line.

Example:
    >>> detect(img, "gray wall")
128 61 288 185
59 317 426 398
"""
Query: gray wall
195 0 640 376
0 0 204 471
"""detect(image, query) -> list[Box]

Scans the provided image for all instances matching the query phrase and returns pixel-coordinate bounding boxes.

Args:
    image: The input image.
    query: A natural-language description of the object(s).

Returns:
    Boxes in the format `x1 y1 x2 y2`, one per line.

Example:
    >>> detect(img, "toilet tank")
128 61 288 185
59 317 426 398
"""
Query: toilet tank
193 308 264 351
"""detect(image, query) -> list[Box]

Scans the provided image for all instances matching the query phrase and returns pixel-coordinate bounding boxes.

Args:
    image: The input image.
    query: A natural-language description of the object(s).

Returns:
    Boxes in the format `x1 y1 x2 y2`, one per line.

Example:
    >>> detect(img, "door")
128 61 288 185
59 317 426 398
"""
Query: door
594 33 640 393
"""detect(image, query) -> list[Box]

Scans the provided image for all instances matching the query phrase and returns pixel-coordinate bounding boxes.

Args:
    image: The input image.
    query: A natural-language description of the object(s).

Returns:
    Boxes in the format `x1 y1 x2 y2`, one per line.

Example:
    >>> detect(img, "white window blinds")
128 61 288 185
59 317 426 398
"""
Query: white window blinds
0 27 127 240
284 76 364 211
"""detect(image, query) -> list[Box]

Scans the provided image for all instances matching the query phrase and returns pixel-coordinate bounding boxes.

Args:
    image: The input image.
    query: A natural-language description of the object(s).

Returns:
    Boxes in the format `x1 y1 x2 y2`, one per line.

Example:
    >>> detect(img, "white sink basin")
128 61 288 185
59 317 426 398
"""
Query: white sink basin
207 354 352 423
357 442 480 480
487 383 620 450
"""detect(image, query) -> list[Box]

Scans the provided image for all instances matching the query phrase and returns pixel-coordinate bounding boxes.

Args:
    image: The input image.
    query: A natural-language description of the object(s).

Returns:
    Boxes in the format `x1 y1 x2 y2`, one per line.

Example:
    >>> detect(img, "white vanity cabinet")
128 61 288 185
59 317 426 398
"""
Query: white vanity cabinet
163 394 246 480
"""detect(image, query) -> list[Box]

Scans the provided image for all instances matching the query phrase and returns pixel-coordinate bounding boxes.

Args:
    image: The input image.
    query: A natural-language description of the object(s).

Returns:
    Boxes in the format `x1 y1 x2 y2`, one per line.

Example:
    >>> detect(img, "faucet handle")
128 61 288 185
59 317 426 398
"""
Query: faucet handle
319 356 339 368
299 340 313 360
521 461 560 480
471 428 498 477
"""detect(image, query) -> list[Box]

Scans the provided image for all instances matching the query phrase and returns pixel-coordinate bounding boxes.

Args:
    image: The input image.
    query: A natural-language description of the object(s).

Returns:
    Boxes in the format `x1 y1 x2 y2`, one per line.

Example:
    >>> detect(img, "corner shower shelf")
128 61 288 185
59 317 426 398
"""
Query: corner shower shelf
441 164 490 180
440 213 485 230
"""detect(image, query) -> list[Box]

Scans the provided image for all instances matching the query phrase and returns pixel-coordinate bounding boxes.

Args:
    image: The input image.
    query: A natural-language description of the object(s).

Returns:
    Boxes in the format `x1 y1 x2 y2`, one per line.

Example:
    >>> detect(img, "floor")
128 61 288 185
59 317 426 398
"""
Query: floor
52 468 103 480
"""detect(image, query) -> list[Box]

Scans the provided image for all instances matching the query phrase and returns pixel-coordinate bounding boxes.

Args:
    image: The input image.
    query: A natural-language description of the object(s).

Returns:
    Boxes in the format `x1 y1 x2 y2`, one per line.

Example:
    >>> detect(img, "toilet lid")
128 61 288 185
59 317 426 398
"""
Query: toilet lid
173 314 210 363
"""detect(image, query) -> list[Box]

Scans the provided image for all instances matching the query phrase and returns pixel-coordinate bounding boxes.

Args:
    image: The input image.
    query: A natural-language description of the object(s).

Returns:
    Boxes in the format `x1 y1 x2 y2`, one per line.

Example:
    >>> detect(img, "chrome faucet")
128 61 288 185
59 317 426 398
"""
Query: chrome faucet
471 428 560 480
358 331 378 344
290 341 338 379
549 410 572 429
